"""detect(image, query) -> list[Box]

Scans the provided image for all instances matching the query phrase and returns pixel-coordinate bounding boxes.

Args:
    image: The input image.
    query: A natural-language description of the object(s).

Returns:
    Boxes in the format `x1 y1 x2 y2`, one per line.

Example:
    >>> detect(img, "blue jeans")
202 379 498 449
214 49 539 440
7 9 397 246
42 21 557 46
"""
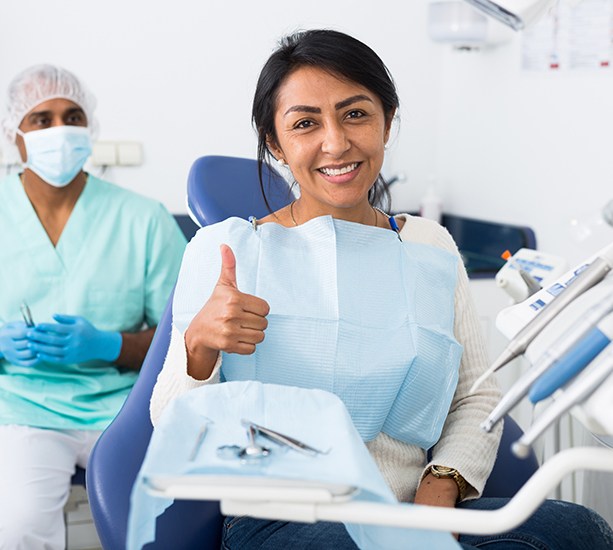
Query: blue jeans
221 498 613 549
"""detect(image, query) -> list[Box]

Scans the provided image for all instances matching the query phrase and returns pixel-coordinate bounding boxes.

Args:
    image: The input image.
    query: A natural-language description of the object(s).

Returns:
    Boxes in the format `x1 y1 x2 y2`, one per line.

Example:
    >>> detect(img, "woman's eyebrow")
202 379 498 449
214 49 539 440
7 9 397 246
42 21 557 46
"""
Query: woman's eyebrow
283 94 373 117
283 105 321 116
335 94 373 110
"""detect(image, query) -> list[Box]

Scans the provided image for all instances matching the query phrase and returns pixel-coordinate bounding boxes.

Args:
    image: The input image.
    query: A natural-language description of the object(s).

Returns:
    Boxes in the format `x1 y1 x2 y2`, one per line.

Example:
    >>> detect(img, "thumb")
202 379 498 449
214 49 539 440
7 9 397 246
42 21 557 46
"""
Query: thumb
217 244 238 288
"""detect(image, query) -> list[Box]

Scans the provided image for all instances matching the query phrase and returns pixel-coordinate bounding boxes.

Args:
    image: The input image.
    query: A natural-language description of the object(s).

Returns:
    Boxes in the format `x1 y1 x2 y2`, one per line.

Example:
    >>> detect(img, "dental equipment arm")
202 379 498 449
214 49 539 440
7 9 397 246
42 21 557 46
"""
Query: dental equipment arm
512 344 613 458
144 447 613 536
481 297 613 432
471 243 613 393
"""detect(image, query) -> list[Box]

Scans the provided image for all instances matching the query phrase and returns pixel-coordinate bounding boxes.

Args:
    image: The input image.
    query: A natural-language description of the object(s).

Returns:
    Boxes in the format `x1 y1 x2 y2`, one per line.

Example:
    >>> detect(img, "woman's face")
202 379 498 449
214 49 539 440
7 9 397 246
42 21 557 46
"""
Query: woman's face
269 66 392 219
15 98 87 162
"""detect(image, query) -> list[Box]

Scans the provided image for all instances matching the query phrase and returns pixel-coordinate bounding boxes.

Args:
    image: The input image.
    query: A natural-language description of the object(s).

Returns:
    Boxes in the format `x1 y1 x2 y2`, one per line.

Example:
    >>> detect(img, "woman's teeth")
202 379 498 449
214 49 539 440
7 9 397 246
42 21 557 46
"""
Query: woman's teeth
319 163 358 176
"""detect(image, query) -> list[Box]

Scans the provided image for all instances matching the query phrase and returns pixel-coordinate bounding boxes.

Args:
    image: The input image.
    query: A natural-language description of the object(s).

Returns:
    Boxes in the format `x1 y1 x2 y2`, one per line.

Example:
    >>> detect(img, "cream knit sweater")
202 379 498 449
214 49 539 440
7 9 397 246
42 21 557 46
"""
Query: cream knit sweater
150 214 502 503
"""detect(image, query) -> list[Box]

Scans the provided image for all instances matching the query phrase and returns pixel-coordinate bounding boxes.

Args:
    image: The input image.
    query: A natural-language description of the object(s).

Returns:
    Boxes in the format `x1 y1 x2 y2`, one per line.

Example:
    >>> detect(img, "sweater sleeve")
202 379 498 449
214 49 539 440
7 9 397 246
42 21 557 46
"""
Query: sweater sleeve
398 215 502 500
149 324 222 427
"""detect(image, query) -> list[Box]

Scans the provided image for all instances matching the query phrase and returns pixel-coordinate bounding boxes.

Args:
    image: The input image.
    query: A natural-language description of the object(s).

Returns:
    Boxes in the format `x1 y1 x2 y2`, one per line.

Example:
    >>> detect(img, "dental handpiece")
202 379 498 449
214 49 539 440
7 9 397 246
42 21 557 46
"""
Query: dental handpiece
512 344 613 459
481 296 613 433
471 252 613 394
528 312 613 404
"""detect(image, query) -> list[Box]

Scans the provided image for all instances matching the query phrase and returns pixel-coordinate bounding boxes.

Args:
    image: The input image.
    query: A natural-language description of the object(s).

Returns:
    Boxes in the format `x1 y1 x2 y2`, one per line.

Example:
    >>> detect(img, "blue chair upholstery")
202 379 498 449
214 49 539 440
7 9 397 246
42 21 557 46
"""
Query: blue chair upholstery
187 155 293 227
482 415 539 498
86 155 538 549
86 292 224 549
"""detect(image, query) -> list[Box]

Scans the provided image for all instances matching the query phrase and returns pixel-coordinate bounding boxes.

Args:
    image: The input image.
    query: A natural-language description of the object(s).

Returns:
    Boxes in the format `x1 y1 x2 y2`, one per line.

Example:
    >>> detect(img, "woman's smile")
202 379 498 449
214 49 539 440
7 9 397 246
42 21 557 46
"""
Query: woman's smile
317 161 362 183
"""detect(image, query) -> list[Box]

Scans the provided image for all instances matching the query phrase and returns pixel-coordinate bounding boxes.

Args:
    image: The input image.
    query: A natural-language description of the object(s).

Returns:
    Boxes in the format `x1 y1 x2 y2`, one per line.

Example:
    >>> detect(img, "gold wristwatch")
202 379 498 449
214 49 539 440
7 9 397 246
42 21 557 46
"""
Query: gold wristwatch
428 465 469 502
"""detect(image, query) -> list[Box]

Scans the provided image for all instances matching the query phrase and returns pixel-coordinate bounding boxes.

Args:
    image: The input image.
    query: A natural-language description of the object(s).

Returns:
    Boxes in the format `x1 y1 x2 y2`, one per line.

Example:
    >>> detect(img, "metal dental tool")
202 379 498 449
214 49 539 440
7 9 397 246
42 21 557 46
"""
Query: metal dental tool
238 424 271 461
481 295 613 433
188 424 209 461
241 419 330 457
20 302 35 328
512 344 613 459
188 417 214 461
471 246 613 394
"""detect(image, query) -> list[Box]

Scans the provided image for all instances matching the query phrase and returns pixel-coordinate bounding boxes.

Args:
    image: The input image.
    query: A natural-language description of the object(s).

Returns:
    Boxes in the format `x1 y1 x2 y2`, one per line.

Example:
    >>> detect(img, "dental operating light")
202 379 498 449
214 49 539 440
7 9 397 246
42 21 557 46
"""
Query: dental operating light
462 0 557 30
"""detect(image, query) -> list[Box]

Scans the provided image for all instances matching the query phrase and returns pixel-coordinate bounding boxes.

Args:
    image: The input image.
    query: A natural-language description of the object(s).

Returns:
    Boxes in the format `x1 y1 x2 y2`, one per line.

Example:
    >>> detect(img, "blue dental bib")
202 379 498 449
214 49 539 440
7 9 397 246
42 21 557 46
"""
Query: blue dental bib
174 216 462 449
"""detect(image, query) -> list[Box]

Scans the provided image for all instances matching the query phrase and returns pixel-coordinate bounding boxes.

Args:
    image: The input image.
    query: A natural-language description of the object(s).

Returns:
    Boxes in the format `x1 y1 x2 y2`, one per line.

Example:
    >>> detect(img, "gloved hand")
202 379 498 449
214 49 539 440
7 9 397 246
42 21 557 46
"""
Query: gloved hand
27 314 122 364
0 321 40 367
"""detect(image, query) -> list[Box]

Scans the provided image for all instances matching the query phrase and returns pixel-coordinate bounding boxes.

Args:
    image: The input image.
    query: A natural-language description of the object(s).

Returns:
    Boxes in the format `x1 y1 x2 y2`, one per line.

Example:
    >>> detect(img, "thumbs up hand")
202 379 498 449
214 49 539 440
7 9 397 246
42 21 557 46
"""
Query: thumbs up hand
184 244 270 380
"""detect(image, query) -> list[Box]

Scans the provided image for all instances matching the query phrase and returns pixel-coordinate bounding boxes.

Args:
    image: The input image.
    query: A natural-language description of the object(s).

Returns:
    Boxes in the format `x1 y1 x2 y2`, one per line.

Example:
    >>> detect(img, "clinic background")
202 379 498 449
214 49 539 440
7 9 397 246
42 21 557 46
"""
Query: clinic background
1 0 612 267
1 0 613 532
2 0 612 366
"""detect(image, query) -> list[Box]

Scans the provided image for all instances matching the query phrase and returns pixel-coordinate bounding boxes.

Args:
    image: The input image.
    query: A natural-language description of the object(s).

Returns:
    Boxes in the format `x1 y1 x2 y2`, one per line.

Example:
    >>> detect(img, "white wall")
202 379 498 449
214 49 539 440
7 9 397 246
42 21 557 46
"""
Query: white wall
2 2 611 260
0 0 443 216
434 34 613 263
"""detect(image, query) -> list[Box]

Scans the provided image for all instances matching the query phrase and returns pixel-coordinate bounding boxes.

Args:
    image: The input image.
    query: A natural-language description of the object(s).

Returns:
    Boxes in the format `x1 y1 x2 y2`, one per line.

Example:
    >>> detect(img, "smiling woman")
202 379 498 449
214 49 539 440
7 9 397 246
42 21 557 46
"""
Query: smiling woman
252 30 399 223
266 67 391 225
149 29 613 550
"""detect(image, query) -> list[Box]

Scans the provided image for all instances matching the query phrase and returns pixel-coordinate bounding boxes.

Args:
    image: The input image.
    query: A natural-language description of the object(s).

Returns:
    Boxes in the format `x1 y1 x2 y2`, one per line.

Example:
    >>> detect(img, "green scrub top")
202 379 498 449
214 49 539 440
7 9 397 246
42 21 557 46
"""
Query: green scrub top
0 174 187 430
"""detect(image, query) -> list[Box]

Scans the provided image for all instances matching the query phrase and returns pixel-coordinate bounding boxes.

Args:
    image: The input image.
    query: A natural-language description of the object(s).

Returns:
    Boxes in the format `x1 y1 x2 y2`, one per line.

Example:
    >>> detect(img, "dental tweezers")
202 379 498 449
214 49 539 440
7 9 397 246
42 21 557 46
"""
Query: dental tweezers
20 302 34 328
241 419 330 456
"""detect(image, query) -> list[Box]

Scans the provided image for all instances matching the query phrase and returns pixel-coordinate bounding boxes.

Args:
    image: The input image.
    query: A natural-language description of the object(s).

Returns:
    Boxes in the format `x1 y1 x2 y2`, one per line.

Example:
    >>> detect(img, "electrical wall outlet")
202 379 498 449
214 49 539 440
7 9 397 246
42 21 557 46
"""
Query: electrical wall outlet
117 142 143 166
91 141 143 166
91 142 118 166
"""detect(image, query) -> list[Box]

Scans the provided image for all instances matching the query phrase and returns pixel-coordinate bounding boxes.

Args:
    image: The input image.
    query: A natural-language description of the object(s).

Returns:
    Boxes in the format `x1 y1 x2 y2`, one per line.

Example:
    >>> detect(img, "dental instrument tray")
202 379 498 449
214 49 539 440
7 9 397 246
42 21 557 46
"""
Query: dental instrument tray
142 474 358 503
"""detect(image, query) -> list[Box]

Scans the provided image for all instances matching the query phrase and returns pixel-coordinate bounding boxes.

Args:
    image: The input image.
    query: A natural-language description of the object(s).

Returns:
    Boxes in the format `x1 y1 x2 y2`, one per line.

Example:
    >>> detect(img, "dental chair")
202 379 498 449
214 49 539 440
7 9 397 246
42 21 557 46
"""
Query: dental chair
87 155 538 549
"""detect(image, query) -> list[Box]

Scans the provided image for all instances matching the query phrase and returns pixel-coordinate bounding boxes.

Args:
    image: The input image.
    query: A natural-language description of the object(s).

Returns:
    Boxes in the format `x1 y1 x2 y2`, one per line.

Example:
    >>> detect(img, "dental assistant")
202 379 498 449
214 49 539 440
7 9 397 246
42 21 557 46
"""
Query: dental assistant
150 31 613 549
0 64 186 549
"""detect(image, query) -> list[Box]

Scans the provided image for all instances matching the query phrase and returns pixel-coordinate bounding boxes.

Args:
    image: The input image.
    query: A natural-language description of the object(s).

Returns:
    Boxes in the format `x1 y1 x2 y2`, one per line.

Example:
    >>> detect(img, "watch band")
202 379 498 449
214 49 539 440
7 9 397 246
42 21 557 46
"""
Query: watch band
428 464 469 502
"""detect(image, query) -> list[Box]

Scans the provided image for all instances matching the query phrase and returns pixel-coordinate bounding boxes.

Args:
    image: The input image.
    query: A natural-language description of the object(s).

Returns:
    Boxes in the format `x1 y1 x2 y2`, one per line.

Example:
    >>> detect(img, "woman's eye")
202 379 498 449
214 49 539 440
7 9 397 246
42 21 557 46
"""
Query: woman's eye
347 110 365 119
294 119 314 130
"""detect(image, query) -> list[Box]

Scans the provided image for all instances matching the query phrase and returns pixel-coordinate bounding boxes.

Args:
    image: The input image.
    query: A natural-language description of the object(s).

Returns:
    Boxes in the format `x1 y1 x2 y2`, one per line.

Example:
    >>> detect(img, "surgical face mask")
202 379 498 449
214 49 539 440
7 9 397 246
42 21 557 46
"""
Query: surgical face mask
18 125 92 187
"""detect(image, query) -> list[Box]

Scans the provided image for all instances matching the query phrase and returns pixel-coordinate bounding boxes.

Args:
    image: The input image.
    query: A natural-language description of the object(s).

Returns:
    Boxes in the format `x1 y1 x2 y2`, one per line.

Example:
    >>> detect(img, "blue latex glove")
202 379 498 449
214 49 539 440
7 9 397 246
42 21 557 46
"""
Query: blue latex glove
28 314 122 364
0 321 40 367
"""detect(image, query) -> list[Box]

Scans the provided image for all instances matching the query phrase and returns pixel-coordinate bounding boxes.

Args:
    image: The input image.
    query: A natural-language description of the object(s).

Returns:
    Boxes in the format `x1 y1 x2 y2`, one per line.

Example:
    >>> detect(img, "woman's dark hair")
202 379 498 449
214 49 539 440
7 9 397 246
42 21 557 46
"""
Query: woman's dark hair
252 29 399 210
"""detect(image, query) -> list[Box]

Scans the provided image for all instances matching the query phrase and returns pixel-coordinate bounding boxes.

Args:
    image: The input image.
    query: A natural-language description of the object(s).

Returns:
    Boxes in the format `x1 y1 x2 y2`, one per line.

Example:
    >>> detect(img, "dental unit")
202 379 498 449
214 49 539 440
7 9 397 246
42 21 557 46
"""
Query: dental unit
471 242 613 393
481 294 613 433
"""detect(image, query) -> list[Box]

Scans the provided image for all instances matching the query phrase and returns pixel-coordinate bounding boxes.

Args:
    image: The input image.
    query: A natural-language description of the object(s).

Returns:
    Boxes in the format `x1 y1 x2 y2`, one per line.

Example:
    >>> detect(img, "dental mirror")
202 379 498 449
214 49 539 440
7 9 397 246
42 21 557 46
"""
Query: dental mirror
238 425 271 461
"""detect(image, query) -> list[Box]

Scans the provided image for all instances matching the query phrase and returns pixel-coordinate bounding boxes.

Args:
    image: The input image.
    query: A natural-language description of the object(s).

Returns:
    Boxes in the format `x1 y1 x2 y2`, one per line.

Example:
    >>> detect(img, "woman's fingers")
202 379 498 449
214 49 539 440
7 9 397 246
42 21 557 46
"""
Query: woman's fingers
239 311 269 331
241 294 270 317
